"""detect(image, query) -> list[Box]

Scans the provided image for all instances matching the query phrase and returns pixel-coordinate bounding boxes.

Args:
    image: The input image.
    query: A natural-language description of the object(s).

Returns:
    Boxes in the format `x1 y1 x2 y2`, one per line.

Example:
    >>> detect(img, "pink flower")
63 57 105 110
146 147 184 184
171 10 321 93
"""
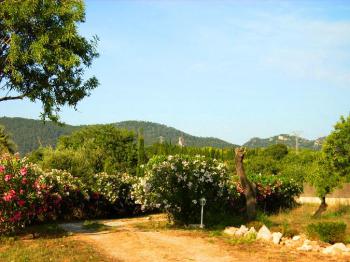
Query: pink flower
10 211 22 222
19 189 25 195
17 200 25 207
0 166 5 173
4 174 11 182
3 189 16 202
20 167 27 176
21 177 27 185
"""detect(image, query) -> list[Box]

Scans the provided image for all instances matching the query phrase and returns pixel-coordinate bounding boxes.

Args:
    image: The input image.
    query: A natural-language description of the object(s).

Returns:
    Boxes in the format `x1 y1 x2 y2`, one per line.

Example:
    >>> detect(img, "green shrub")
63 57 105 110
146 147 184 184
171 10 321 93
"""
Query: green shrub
307 222 347 243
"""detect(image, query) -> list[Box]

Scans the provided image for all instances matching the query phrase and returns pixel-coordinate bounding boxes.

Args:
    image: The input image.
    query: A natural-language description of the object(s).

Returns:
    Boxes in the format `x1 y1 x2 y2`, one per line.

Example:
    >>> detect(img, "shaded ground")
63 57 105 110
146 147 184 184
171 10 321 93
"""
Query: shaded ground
59 214 349 262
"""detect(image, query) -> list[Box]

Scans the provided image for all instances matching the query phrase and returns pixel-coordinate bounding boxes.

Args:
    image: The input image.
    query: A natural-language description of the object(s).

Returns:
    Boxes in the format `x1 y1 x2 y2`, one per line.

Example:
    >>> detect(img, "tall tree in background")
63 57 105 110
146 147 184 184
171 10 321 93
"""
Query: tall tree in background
0 0 99 121
0 125 16 153
235 147 257 221
137 128 146 176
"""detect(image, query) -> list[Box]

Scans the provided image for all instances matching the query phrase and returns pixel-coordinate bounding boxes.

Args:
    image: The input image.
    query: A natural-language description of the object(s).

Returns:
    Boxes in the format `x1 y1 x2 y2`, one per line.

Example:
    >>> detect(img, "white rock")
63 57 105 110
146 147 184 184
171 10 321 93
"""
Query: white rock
292 235 301 241
322 243 350 255
245 227 257 236
235 225 248 237
297 244 313 252
257 225 272 241
223 227 238 236
272 232 283 245
303 239 311 245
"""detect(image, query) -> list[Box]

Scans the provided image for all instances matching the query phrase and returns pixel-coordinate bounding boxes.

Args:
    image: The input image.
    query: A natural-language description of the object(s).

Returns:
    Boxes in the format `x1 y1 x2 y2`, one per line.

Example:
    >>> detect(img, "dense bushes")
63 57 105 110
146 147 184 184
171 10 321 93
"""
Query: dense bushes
132 155 303 224
0 153 137 234
307 222 347 243
29 125 138 181
1 148 306 232
249 174 303 212
132 155 235 225
0 154 59 233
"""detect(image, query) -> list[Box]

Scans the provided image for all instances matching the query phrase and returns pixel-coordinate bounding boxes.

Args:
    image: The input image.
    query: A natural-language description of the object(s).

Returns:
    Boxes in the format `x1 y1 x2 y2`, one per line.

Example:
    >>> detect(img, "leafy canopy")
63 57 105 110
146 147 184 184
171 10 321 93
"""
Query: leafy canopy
0 0 99 121
323 115 350 179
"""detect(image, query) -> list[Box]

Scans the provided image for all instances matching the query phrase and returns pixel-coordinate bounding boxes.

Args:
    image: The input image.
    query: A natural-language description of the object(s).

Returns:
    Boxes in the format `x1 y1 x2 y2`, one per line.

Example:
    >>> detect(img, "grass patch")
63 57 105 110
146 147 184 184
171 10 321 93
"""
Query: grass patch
0 237 111 262
266 204 350 242
0 223 112 262
82 220 113 232
307 221 347 244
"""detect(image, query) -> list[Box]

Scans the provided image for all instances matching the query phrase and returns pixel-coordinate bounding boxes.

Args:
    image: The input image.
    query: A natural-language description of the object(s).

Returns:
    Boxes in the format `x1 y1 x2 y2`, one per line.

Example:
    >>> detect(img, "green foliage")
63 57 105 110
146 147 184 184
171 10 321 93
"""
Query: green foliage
133 155 234 225
0 125 17 154
307 222 347 243
323 114 350 179
37 125 138 179
0 0 99 121
264 144 288 160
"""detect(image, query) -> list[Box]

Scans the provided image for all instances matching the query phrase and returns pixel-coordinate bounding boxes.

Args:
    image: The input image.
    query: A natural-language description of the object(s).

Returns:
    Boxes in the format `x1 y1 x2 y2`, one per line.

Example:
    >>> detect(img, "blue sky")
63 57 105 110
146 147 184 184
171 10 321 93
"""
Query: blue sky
1 0 350 144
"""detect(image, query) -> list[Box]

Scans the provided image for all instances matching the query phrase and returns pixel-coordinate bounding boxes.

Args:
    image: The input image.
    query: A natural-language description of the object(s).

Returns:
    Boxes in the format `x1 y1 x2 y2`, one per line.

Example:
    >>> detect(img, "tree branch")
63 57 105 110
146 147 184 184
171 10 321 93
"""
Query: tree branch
0 94 26 102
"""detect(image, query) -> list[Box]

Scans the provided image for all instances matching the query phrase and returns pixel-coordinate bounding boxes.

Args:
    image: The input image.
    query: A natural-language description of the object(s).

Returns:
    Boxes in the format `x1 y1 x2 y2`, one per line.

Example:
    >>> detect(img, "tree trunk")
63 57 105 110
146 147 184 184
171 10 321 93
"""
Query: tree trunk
235 147 257 221
312 196 328 217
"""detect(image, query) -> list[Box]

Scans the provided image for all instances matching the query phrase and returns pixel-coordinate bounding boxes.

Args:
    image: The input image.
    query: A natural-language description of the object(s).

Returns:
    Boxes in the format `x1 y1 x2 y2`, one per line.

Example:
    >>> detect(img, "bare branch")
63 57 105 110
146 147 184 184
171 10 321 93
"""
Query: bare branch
0 94 26 102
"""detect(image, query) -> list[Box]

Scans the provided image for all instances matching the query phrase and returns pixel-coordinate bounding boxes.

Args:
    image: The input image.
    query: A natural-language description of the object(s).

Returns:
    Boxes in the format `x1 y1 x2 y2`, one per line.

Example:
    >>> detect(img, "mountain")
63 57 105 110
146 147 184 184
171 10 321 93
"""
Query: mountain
115 120 235 148
0 117 236 155
243 134 325 150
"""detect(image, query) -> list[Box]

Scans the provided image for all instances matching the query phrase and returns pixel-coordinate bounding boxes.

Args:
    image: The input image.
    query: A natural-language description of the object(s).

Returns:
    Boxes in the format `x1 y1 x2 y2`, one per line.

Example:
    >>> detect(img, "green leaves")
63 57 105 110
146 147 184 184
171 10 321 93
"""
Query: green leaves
0 0 99 121
323 115 350 178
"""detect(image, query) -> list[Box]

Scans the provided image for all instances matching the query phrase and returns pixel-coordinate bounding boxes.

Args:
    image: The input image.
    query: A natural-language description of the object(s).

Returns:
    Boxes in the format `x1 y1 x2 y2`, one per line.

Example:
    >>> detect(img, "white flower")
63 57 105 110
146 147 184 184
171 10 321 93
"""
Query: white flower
192 200 197 204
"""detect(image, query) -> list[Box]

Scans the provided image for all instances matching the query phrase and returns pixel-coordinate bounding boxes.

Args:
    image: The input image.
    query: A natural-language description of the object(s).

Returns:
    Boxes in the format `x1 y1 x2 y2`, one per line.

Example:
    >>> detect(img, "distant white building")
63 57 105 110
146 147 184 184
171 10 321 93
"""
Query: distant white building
278 135 288 141
178 135 185 147
159 136 164 144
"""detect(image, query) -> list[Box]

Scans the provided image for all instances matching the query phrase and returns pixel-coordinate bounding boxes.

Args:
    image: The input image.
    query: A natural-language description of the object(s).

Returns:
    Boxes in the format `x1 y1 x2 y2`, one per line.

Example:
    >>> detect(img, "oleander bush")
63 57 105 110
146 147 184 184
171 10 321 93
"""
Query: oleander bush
250 173 303 212
307 221 347 243
0 153 138 234
0 154 56 234
132 155 236 225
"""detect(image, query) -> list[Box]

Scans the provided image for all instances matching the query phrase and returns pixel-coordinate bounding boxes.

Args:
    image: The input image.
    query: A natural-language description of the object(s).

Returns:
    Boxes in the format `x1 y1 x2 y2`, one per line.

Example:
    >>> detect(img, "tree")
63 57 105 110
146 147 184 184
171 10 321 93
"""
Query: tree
235 147 257 221
0 0 99 121
311 114 350 216
0 125 16 153
57 125 138 175
323 115 350 179
264 144 288 160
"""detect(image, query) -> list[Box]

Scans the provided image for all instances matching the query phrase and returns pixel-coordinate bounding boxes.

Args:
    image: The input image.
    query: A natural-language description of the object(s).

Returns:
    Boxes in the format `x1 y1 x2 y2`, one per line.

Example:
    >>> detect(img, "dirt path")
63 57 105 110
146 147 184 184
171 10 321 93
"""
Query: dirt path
59 215 348 262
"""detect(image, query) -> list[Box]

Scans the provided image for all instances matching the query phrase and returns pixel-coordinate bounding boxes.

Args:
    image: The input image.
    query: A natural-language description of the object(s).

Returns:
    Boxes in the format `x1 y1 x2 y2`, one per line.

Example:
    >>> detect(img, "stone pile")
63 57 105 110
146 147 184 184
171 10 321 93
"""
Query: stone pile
223 224 350 256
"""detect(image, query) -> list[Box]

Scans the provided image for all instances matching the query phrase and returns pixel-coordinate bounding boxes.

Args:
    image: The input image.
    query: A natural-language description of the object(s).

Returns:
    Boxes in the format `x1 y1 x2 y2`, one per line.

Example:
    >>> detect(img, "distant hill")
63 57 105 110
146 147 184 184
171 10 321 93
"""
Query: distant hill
0 117 236 155
243 134 325 150
115 120 235 148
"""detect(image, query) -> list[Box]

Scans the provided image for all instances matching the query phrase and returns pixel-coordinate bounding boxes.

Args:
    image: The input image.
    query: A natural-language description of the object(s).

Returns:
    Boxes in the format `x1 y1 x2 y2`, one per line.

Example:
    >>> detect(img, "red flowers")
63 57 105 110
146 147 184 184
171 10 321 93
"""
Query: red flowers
21 177 27 185
20 167 27 176
18 199 26 207
4 174 11 182
0 165 5 173
3 189 16 202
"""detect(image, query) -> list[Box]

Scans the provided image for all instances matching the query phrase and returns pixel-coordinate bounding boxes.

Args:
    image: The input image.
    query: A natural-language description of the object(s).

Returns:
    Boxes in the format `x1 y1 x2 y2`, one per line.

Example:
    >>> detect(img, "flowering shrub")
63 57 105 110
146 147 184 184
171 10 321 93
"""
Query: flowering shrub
40 169 89 220
132 155 232 225
88 172 137 216
234 174 303 213
0 154 56 234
